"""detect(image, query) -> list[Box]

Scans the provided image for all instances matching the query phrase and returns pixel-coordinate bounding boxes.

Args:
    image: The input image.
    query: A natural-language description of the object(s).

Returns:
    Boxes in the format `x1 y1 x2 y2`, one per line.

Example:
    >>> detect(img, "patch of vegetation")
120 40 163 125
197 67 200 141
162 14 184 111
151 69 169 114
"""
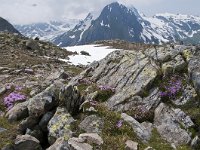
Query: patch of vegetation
94 90 114 103
64 65 83 76
70 115 85 137
177 145 192 150
94 104 191 150
21 87 32 97
96 104 143 150
0 117 19 148
148 128 173 150
77 84 89 94
159 74 186 101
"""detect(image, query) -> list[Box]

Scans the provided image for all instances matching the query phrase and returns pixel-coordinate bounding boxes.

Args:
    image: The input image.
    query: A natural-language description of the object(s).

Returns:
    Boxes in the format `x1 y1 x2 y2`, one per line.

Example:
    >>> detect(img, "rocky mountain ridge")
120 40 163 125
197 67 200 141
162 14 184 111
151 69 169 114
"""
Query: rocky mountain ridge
1 33 200 149
0 17 20 35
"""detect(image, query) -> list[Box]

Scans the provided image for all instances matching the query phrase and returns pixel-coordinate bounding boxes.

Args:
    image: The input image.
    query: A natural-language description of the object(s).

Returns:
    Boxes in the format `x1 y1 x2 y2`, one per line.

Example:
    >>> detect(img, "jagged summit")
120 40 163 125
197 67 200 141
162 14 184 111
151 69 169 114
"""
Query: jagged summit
53 1 145 46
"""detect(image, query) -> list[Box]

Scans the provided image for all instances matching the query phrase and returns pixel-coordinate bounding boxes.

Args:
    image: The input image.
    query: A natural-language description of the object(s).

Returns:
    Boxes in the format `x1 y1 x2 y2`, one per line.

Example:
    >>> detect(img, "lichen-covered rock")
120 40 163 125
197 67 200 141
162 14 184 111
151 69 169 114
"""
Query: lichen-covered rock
48 107 75 145
86 50 159 111
188 55 200 96
121 113 152 142
79 115 104 134
14 135 42 150
173 84 197 105
101 50 157 93
28 82 63 117
68 137 93 150
183 48 194 62
111 88 161 114
162 54 186 75
154 103 193 146
79 133 103 145
6 101 29 122
144 46 173 63
45 69 68 83
59 84 84 115
47 137 70 150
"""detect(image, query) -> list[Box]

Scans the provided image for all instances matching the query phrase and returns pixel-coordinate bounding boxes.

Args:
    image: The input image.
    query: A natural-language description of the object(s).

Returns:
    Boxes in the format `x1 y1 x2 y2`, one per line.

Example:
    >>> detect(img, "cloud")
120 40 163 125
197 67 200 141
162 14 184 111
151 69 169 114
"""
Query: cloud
0 0 199 24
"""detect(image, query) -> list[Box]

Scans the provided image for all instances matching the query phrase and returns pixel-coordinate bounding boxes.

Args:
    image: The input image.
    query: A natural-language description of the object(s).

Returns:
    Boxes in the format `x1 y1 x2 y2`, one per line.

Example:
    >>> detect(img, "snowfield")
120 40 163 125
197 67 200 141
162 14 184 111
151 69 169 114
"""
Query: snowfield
63 44 120 65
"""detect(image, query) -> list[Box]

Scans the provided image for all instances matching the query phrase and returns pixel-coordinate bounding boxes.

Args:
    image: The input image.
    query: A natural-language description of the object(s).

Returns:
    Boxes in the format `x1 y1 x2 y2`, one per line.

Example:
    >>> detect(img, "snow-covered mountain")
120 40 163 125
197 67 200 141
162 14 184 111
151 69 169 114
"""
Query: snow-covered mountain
142 13 200 44
53 2 200 47
15 19 79 41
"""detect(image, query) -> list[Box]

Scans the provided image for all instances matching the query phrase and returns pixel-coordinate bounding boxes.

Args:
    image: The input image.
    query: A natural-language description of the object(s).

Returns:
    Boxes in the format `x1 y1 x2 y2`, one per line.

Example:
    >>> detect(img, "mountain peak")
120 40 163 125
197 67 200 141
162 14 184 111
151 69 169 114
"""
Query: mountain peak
106 1 141 19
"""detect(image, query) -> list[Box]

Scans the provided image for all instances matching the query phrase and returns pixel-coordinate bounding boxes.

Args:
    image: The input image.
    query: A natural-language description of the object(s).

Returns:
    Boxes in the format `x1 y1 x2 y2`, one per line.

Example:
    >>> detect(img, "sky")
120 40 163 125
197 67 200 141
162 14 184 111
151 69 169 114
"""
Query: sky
0 0 199 25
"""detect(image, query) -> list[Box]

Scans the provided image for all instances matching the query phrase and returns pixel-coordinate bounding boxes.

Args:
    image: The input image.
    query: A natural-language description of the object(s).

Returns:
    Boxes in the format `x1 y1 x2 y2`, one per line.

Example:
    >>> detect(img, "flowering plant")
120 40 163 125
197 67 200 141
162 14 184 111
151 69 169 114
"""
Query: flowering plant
3 84 26 110
159 75 184 99
116 120 123 128
98 85 115 92
79 78 93 85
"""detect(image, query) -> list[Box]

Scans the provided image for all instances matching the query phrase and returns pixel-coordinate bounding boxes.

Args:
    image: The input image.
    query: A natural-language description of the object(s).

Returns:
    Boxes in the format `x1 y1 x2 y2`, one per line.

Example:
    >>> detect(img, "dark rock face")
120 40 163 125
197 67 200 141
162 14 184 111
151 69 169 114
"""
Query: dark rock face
79 2 144 45
0 17 20 34
39 112 54 132
53 2 146 47
59 85 84 115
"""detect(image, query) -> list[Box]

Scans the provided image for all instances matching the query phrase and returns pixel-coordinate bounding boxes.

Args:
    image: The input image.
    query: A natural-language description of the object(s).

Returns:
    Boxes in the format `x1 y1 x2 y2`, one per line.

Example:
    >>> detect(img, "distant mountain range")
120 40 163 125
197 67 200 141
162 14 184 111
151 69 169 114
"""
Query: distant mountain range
14 19 79 41
0 17 20 34
14 2 200 46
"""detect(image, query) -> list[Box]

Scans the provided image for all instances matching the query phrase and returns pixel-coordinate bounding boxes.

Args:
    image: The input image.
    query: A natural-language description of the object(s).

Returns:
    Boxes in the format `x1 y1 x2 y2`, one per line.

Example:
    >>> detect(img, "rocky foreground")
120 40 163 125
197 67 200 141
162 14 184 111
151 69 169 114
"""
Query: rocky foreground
1 34 200 150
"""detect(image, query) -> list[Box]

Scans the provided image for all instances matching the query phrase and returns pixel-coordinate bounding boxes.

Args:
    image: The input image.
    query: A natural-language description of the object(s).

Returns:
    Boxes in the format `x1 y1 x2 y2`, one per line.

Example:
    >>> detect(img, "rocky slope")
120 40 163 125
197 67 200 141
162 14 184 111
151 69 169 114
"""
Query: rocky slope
53 2 200 47
0 17 20 35
1 36 200 149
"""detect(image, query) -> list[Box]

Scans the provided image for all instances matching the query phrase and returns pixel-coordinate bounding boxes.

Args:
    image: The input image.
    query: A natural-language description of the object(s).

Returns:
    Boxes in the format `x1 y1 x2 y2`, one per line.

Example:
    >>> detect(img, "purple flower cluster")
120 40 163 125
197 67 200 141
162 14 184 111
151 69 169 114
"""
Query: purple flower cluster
3 84 26 110
79 78 93 85
15 86 23 91
6 84 13 90
159 75 183 99
89 100 98 106
116 120 123 128
98 85 115 92
4 92 26 110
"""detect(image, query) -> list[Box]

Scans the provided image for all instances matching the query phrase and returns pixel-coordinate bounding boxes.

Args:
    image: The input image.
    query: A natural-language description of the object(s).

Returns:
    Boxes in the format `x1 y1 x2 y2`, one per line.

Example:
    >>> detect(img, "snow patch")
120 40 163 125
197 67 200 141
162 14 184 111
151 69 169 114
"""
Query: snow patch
69 35 75 39
63 44 120 65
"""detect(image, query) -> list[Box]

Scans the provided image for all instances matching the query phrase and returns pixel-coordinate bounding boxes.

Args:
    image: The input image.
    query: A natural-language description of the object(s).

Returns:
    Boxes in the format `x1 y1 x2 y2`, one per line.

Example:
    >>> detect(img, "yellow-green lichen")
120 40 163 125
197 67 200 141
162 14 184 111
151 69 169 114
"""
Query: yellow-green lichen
183 49 193 62
162 62 173 75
